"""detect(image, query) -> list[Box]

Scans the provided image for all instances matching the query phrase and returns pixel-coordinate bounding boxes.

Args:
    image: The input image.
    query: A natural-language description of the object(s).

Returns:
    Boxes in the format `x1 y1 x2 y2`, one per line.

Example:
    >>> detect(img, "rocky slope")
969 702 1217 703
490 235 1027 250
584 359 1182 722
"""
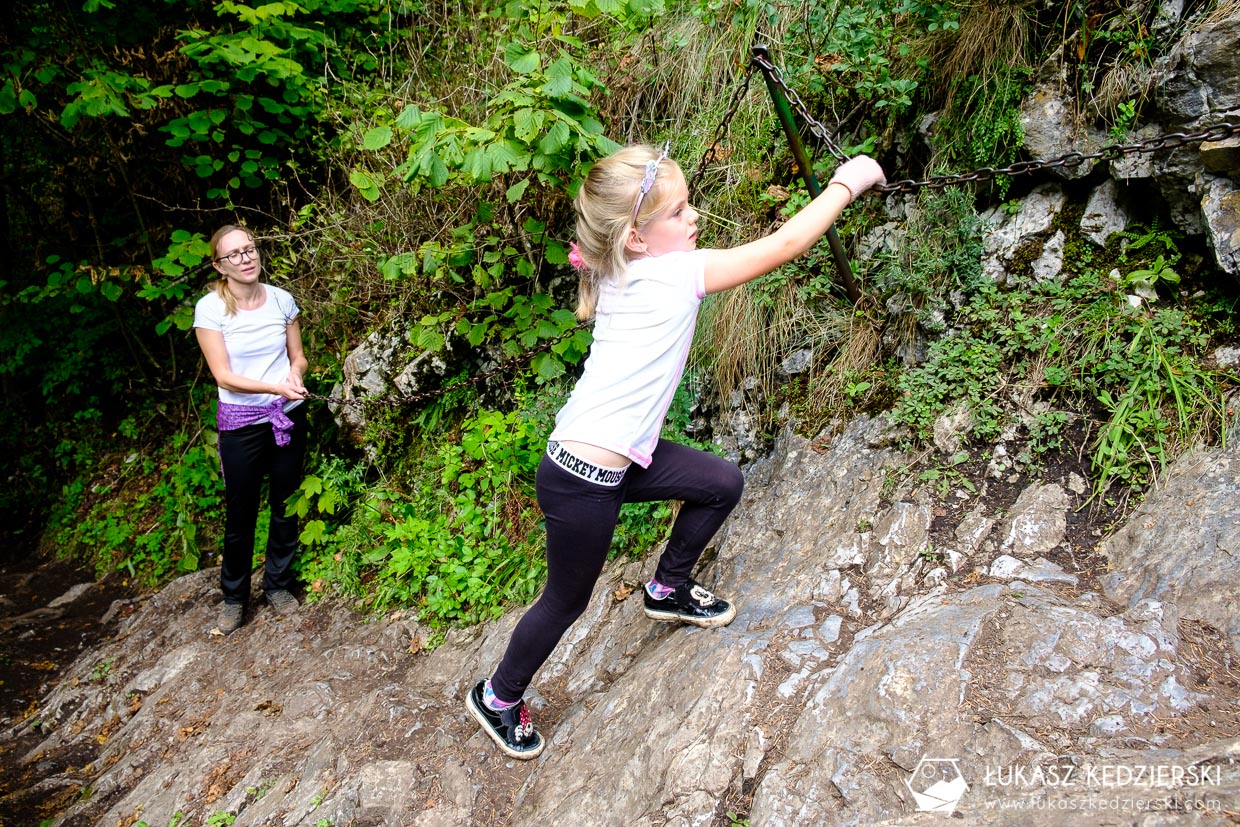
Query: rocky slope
2 411 1239 826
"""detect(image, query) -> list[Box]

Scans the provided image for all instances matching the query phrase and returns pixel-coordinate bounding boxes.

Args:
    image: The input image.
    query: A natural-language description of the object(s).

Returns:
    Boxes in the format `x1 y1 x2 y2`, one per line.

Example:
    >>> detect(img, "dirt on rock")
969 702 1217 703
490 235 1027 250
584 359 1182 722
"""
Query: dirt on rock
0 557 138 827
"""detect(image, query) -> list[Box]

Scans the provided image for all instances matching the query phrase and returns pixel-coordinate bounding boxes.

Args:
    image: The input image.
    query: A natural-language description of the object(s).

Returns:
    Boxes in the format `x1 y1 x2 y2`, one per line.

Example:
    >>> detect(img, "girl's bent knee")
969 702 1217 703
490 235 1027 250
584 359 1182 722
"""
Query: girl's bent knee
718 464 744 509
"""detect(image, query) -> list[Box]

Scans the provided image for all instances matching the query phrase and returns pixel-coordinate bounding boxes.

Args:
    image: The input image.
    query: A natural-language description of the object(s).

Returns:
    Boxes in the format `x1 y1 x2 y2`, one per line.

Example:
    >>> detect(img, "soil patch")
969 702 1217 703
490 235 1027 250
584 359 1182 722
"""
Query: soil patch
0 555 138 827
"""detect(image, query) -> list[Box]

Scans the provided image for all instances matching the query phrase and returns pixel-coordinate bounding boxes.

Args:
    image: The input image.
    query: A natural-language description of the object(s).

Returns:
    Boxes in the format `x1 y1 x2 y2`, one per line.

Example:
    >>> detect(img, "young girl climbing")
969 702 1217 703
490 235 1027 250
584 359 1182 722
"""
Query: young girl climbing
467 144 885 759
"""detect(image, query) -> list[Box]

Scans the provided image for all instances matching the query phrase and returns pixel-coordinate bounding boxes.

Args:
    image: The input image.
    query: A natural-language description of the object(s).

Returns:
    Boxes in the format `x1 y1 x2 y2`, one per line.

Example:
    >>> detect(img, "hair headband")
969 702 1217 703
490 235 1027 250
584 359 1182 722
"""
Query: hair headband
631 141 671 225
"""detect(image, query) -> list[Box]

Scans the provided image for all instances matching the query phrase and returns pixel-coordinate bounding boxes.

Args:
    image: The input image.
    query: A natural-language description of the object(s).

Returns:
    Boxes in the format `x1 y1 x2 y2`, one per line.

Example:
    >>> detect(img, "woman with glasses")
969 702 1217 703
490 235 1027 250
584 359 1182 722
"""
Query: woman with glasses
193 224 309 636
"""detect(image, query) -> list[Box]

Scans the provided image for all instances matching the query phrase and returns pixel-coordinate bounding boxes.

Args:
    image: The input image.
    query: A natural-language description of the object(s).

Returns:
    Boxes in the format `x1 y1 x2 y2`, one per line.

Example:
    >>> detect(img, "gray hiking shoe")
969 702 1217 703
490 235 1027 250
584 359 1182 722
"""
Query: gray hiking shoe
266 589 299 616
214 603 244 636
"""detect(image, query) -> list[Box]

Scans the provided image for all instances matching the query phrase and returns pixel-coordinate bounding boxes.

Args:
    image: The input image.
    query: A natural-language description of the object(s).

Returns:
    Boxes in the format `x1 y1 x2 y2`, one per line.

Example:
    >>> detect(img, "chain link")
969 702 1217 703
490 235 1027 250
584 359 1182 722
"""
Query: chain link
748 51 1240 194
689 60 757 196
751 53 849 163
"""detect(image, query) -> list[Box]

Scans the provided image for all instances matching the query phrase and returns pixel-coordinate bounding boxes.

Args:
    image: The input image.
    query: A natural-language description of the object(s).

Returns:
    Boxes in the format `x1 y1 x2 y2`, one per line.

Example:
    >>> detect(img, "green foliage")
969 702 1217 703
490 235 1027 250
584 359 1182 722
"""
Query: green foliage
295 386 554 627
932 68 1030 197
891 209 1230 496
401 203 593 383
292 379 718 626
45 397 224 585
90 658 115 682
355 3 623 203
871 187 985 338
783 0 960 119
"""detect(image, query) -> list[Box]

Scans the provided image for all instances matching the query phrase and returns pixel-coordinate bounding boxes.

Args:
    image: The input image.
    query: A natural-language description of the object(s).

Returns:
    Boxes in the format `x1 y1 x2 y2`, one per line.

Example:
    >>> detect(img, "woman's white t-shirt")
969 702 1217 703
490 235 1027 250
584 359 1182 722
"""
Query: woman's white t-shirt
550 250 706 467
193 284 299 408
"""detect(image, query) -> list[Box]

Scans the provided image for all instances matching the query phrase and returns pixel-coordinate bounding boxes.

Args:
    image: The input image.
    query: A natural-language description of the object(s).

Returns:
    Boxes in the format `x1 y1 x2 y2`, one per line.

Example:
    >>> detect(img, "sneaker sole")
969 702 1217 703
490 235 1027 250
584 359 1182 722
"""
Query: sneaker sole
644 602 737 628
465 691 545 760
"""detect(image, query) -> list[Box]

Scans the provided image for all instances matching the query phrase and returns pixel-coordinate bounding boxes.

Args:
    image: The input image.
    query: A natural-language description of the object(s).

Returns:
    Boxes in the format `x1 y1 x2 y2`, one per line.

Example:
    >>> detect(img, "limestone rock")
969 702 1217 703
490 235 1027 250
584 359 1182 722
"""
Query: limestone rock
1102 439 1240 651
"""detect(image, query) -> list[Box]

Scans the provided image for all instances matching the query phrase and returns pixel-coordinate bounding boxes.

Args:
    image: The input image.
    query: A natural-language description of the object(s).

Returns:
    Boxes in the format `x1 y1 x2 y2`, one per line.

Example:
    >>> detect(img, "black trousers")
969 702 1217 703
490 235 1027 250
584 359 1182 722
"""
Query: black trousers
490 439 744 703
217 404 307 605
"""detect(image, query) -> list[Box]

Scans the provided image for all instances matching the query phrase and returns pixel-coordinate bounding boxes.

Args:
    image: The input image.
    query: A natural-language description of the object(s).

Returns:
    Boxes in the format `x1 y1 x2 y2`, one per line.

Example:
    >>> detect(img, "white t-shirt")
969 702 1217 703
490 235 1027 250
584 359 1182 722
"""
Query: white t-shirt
550 250 706 467
193 284 300 408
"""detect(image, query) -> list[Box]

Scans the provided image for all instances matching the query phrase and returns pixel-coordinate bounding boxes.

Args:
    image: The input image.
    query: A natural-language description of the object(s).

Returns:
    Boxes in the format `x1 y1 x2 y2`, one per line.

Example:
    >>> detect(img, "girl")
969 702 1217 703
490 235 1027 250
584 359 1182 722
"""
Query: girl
467 145 885 758
194 225 309 636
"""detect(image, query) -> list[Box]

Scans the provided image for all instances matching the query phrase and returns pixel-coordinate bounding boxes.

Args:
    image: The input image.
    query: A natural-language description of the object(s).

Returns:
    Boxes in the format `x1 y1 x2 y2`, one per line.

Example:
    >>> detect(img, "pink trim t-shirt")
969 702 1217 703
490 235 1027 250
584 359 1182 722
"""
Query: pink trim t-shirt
550 250 706 468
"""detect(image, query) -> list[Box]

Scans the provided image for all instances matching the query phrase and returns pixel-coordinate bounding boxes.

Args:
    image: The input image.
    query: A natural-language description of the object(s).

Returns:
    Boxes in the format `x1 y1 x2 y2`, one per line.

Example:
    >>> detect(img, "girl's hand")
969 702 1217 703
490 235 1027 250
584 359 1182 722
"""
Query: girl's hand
828 155 886 203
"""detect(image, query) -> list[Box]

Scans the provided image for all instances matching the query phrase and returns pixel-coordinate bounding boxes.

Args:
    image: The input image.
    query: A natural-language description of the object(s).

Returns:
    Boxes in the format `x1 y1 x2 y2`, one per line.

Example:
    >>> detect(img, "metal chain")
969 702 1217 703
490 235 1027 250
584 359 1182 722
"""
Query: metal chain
750 52 849 163
748 52 1240 194
878 122 1240 193
305 321 589 409
689 59 757 196
309 53 1239 412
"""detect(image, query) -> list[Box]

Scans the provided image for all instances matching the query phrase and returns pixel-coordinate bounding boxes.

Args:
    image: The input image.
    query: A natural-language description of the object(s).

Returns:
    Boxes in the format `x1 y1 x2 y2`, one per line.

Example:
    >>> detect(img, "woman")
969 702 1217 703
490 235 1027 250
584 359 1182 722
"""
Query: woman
193 225 309 635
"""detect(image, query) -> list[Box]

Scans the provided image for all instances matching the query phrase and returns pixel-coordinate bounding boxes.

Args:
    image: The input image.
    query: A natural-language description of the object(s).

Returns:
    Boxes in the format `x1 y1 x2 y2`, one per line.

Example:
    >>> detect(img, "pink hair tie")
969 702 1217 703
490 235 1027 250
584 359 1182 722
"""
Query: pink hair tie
567 241 588 272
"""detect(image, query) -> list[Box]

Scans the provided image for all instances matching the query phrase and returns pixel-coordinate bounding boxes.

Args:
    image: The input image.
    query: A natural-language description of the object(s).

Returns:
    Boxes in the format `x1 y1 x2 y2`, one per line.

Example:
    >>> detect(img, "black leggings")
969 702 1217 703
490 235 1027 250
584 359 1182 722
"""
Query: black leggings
217 404 307 605
490 439 744 703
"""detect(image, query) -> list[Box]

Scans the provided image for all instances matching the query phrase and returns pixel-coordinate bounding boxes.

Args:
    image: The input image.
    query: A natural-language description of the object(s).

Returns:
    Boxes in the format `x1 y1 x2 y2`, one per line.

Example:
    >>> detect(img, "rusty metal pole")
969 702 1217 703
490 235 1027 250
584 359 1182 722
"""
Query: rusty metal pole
752 44 862 306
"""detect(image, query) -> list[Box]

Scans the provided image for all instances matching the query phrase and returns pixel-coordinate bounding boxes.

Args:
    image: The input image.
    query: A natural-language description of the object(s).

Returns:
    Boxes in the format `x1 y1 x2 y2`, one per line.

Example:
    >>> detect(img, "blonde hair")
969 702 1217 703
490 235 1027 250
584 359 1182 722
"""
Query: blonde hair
209 224 256 317
572 145 684 320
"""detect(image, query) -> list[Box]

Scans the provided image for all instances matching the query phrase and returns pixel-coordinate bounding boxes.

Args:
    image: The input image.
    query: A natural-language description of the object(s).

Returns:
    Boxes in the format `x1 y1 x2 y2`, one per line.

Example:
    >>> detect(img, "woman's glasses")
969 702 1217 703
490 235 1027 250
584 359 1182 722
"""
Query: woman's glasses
215 246 259 265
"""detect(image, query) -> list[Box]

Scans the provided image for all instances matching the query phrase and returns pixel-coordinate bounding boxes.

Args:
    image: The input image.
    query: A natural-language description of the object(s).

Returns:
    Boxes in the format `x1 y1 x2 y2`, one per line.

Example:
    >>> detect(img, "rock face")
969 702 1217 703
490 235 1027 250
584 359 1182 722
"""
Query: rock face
6 414 1240 826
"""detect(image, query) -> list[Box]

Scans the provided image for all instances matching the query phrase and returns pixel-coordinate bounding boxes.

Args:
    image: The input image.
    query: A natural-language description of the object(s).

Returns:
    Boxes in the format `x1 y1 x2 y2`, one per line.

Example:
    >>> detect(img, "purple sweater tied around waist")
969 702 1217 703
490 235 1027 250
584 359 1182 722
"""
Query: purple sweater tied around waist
217 399 294 446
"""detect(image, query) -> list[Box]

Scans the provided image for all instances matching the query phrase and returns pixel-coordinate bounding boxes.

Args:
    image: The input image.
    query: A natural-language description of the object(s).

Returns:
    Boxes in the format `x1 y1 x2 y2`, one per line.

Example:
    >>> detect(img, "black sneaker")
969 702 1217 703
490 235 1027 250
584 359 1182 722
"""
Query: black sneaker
465 680 545 760
643 578 737 628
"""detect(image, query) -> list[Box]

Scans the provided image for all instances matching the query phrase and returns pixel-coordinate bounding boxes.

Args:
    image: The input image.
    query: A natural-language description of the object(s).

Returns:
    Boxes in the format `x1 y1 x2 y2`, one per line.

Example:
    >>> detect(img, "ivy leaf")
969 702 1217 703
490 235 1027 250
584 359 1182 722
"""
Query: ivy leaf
505 178 530 203
348 168 382 202
363 126 393 150
318 488 340 515
299 519 327 545
503 43 541 74
539 119 571 156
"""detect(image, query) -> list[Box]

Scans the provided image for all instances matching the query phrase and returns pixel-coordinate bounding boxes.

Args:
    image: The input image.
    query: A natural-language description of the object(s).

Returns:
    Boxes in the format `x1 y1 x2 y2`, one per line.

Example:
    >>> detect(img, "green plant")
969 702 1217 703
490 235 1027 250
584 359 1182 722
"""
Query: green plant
206 812 236 827
46 403 224 585
890 212 1227 499
917 467 976 499
844 379 873 403
1109 99 1138 142
90 658 115 682
1027 411 1069 455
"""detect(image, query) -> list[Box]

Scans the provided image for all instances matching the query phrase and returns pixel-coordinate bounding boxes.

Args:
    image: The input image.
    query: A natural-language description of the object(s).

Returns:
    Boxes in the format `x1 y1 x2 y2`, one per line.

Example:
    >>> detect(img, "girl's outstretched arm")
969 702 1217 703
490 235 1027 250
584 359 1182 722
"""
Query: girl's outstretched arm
702 155 884 295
